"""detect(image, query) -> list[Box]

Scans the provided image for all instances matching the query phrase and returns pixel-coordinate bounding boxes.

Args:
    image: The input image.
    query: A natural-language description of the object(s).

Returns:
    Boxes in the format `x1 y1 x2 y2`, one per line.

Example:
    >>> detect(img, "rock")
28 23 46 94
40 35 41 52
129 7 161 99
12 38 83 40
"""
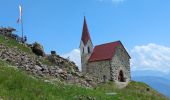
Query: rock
36 60 42 66
32 69 37 74
86 78 93 83
0 96 3 100
56 68 63 74
49 68 57 75
37 70 43 76
54 73 60 78
34 65 42 71
74 72 81 77
41 65 49 73
105 92 117 96
32 42 45 56
76 95 96 100
25 65 30 71
44 80 51 83
61 75 67 80
67 74 73 80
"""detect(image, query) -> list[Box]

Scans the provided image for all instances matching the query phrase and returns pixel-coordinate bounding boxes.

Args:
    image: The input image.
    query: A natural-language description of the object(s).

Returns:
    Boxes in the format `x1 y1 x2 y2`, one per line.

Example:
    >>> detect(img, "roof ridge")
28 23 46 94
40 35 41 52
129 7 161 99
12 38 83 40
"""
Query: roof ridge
95 40 120 47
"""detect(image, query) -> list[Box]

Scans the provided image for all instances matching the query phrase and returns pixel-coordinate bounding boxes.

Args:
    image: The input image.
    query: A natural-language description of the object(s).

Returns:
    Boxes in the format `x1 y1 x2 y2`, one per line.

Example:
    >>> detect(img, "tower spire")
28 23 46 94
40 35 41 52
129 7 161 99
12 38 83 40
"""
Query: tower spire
81 16 92 45
80 16 93 74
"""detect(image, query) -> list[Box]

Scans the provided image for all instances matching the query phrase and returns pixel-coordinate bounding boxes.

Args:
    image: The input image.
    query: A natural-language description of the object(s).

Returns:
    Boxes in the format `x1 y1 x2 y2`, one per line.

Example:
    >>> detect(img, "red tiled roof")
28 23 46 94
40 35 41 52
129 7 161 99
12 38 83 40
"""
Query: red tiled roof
88 41 121 62
81 16 91 45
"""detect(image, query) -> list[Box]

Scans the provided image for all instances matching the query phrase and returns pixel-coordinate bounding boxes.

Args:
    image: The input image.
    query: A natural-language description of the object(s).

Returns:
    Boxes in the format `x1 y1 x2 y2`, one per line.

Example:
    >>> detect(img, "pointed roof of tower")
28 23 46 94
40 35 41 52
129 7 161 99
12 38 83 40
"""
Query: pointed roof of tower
81 16 92 45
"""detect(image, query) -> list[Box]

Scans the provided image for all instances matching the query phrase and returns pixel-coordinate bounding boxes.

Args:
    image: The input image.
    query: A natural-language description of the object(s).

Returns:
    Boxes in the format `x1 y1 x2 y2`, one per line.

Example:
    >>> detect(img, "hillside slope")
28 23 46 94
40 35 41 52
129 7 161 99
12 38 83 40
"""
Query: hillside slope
0 60 108 100
0 34 169 100
133 76 170 98
0 34 93 87
0 60 168 100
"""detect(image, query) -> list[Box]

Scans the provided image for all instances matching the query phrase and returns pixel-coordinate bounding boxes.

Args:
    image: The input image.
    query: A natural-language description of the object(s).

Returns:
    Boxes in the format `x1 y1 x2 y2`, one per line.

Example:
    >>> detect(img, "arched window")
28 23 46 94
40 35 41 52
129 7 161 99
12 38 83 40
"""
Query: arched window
88 47 90 53
82 47 84 54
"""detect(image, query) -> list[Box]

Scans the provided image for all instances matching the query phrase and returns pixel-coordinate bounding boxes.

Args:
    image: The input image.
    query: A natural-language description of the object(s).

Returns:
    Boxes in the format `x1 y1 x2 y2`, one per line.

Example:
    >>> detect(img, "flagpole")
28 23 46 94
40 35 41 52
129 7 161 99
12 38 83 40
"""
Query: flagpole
21 4 24 43
21 10 24 43
17 4 24 43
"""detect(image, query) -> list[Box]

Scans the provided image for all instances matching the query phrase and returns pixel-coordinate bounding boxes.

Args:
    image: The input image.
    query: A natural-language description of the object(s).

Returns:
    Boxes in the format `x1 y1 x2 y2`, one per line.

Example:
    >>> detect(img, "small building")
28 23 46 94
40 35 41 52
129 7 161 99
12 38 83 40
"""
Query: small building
0 27 27 43
0 27 16 35
80 17 131 84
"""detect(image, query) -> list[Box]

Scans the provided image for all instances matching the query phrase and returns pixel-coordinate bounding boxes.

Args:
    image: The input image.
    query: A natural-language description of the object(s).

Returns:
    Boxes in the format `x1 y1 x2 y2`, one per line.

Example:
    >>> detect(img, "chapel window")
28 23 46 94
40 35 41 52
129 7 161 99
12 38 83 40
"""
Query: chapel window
88 46 90 53
82 47 84 54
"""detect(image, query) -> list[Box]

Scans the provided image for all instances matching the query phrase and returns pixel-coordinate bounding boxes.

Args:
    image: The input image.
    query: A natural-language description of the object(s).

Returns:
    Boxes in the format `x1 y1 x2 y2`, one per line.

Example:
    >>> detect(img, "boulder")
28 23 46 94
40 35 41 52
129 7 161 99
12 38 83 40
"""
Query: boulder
32 42 45 56
56 68 63 74
34 65 42 71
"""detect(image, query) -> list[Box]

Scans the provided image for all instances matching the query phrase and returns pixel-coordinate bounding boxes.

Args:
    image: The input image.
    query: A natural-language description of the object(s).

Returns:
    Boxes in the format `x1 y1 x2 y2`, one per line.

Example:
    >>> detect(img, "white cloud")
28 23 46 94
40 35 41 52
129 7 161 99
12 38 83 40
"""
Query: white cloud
131 43 170 74
61 49 81 70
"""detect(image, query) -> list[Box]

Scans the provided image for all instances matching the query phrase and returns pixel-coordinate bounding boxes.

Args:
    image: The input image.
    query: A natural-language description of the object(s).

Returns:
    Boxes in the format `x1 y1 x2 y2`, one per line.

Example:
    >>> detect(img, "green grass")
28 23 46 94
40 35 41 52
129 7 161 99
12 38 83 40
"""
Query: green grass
39 57 54 66
0 60 114 100
95 82 168 100
0 60 168 100
0 34 32 54
0 35 168 100
0 35 53 66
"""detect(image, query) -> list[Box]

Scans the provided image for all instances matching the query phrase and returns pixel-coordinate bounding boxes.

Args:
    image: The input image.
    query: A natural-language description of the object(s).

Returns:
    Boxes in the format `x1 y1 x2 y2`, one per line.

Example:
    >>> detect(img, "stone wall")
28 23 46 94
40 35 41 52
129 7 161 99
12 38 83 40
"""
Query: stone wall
111 45 131 82
87 60 111 83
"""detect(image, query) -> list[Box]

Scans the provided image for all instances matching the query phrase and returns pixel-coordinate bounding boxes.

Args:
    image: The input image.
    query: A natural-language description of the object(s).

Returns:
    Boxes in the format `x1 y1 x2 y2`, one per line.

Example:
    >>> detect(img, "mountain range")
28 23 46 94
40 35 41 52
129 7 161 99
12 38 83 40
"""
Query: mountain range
132 70 170 98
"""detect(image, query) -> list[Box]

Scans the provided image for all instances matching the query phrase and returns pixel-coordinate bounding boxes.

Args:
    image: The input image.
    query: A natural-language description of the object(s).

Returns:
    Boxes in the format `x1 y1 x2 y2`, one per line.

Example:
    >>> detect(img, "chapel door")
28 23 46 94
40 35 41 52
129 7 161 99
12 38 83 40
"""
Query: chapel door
118 70 125 82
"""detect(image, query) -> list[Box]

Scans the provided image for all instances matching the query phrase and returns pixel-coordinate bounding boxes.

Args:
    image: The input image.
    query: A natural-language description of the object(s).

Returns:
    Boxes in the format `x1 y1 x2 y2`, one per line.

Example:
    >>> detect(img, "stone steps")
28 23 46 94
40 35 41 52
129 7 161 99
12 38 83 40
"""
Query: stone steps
116 82 128 89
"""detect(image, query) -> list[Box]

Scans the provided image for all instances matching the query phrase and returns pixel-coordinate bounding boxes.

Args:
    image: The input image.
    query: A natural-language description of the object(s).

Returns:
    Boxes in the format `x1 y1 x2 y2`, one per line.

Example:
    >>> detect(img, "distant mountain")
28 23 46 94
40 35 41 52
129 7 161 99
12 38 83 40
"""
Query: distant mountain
132 76 170 98
131 70 168 77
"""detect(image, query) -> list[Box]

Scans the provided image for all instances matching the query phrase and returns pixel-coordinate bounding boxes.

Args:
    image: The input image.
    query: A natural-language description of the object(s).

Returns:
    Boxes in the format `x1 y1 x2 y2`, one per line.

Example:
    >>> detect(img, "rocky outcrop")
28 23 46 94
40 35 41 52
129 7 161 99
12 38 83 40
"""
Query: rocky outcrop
0 43 95 87
31 42 45 56
47 54 79 72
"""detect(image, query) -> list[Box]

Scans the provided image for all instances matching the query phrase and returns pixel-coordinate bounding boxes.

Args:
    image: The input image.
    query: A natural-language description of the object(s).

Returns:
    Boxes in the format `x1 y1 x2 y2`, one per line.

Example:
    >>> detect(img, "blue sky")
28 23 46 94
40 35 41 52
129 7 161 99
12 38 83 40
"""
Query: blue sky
0 0 170 75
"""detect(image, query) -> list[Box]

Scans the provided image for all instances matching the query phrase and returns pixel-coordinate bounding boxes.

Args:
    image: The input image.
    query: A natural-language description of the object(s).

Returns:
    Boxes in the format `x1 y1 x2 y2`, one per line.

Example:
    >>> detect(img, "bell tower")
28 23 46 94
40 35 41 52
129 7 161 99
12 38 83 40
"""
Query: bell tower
80 16 93 74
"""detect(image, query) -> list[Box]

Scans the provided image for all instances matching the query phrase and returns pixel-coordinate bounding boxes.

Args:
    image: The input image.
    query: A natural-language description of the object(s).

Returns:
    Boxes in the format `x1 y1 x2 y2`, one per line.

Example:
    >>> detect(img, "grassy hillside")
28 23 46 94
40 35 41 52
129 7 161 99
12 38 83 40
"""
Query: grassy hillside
0 34 32 54
0 60 113 100
95 82 168 100
0 60 168 100
133 76 170 98
0 34 168 100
